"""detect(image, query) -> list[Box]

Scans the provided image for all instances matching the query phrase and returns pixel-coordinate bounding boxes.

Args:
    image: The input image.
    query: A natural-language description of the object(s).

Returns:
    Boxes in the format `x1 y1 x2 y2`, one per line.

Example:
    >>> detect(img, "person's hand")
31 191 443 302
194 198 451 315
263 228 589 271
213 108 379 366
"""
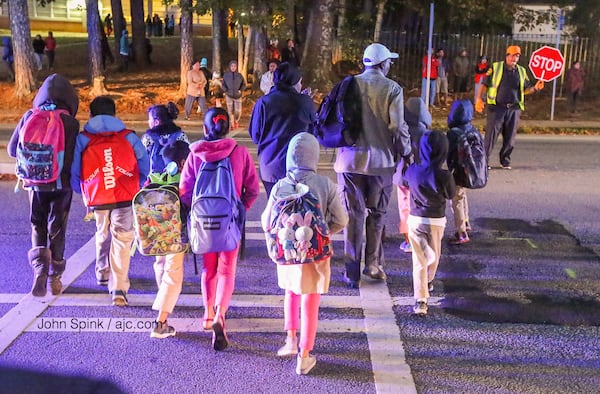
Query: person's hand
475 98 485 113
535 80 544 91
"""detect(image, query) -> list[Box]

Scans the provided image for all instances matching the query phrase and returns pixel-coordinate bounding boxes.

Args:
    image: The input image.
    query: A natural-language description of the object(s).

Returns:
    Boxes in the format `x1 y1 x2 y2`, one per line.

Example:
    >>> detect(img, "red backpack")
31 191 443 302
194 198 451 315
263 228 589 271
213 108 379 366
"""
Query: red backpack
80 130 140 207
16 108 69 188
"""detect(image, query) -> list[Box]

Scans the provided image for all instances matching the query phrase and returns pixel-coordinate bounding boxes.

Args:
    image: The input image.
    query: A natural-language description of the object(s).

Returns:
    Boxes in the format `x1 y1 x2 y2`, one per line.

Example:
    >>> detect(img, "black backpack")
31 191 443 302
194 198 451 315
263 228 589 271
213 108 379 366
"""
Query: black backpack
447 126 488 189
314 76 362 148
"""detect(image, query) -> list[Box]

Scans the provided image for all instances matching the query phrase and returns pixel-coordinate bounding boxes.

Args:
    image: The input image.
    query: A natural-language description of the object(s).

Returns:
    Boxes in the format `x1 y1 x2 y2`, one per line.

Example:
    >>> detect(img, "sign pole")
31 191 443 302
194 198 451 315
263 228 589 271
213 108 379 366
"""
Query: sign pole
550 9 563 121
425 2 434 107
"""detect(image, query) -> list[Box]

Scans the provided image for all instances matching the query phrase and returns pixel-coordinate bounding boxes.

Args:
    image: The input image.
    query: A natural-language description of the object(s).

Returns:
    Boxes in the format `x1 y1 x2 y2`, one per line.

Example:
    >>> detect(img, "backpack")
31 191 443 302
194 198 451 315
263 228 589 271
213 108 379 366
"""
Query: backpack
188 148 242 255
264 175 332 265
132 166 187 256
448 126 488 189
148 131 184 173
80 130 140 207
15 108 69 188
314 76 363 148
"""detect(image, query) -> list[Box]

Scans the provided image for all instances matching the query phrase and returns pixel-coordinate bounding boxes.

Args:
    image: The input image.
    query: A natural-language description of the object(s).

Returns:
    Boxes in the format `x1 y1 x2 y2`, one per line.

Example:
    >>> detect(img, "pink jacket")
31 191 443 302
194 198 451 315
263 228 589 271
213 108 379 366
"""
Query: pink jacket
179 137 259 210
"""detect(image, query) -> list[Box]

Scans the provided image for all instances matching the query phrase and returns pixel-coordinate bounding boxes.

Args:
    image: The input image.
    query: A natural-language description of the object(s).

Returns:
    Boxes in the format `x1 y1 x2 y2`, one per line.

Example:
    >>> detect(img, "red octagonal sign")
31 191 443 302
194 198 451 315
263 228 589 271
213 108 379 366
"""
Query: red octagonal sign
529 46 565 82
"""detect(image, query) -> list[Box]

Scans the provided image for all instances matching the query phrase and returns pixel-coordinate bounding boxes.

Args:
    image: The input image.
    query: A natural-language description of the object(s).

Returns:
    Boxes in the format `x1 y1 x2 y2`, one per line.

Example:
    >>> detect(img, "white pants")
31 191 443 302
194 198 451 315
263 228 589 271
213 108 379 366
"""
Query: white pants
152 252 185 313
408 221 445 301
94 207 134 293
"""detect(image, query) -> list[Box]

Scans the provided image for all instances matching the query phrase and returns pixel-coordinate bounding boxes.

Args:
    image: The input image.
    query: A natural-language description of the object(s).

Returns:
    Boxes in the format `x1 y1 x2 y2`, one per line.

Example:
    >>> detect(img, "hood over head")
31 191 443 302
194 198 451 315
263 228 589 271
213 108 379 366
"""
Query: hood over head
33 73 79 116
274 62 302 89
447 99 474 129
286 132 319 173
405 97 432 129
419 130 448 169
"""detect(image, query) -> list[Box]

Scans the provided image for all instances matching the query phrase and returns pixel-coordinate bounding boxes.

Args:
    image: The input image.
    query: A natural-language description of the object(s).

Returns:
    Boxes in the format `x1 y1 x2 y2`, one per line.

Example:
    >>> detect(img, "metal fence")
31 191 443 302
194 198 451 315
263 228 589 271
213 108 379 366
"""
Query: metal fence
335 32 596 98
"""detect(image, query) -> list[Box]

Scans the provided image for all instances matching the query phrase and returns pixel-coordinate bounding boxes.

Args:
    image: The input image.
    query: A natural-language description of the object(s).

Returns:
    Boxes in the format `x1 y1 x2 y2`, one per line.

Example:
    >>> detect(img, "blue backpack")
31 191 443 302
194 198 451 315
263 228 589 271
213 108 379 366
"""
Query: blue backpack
188 147 242 254
148 131 184 173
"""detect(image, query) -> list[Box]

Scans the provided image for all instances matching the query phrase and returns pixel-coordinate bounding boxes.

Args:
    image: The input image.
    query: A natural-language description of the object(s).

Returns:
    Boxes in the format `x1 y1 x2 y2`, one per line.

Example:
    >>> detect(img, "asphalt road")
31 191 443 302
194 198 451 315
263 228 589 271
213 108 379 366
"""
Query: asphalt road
0 130 599 394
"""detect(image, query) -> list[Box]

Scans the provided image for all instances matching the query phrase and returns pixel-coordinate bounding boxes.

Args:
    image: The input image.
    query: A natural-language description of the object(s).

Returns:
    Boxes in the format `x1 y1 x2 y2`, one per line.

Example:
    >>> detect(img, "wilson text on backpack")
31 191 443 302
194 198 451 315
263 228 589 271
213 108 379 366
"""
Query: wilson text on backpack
80 130 140 207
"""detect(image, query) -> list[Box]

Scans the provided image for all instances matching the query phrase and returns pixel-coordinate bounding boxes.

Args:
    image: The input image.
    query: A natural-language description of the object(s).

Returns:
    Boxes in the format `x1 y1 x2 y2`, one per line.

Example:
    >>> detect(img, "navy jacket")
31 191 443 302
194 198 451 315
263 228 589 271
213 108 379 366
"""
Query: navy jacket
403 131 455 218
248 84 316 183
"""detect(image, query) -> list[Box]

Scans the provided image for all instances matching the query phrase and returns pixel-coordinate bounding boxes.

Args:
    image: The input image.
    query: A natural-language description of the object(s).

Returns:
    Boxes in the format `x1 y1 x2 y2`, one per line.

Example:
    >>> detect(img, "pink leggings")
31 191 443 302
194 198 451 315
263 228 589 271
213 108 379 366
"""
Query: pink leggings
284 290 321 352
201 247 239 316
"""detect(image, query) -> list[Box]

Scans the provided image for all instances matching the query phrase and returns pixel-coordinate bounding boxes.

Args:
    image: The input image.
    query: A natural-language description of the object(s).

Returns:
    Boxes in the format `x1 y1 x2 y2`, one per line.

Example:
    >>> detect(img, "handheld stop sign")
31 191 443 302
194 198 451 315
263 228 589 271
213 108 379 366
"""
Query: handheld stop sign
528 46 565 82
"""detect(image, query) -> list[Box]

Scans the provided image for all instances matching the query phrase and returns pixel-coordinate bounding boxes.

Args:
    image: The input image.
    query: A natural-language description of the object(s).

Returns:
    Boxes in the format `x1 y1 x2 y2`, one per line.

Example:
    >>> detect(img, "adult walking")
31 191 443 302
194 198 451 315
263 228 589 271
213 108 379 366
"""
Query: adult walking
248 62 316 196
335 43 411 288
475 45 544 169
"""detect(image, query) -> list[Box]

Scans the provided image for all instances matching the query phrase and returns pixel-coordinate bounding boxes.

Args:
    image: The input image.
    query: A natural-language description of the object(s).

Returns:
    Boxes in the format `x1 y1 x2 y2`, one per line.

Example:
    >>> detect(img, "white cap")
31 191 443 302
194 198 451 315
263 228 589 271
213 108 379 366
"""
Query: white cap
363 43 399 66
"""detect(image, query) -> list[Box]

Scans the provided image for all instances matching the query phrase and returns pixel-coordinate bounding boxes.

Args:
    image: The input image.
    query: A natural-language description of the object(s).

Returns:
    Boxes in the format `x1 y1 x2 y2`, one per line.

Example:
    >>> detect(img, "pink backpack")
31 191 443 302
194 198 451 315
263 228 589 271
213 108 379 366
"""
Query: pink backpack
16 108 68 188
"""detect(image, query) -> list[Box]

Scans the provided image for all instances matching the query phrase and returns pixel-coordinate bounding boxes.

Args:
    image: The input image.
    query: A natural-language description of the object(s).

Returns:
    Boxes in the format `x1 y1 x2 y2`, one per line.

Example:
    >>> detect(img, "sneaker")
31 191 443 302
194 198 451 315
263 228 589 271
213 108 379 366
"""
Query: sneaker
448 232 470 245
97 279 109 286
501 164 512 170
428 281 434 292
150 320 176 339
413 300 428 316
111 290 128 307
400 240 412 253
362 265 387 280
487 165 492 170
277 336 298 357
465 222 472 232
343 272 360 289
212 315 229 351
296 353 317 375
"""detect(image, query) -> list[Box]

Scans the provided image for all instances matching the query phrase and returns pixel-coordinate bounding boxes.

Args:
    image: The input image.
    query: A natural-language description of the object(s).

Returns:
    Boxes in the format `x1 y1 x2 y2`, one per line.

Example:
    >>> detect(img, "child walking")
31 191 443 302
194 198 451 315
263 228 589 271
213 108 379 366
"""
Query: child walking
71 96 150 306
261 132 348 375
179 107 260 350
392 97 431 253
447 99 480 244
147 140 190 339
402 131 455 316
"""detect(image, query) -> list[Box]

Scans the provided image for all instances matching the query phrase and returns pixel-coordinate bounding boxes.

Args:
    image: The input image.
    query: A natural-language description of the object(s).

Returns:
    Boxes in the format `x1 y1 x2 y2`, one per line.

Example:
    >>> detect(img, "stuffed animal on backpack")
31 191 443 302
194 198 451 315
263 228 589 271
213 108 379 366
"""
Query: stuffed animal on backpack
278 223 297 262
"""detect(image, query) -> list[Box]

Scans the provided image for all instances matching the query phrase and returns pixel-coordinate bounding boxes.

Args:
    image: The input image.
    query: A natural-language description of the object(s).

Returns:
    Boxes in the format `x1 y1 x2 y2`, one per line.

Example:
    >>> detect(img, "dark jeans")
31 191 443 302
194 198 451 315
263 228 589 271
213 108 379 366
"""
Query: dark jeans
337 172 393 282
29 189 73 262
484 105 521 167
184 95 208 118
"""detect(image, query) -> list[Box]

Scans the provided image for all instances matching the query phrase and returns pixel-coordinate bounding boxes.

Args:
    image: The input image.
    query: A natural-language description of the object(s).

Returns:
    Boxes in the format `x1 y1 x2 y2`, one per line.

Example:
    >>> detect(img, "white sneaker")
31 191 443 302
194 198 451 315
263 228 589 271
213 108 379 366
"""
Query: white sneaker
413 300 428 316
296 353 317 375
277 336 298 356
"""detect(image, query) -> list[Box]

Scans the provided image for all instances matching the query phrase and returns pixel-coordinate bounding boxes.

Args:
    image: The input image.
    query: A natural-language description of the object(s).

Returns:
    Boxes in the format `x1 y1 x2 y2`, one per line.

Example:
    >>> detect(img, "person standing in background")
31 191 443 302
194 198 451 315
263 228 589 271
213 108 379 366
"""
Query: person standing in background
222 60 246 130
260 59 278 95
2 36 14 81
421 49 440 107
452 48 471 100
281 39 300 67
119 29 129 72
473 55 490 103
435 48 449 107
564 60 585 114
32 34 45 71
44 31 57 70
184 60 208 120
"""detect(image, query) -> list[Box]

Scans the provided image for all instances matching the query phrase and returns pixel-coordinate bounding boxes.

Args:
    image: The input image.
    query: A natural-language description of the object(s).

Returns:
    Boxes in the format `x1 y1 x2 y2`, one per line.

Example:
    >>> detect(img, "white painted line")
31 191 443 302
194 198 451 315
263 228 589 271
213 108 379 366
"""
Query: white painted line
360 281 418 394
24 317 364 334
391 296 444 306
0 237 96 354
244 232 344 241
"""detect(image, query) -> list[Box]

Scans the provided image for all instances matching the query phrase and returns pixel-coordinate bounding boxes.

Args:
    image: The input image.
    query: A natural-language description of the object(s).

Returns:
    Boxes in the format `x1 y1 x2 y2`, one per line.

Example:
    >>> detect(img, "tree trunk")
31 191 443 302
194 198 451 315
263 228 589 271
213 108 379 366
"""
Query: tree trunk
179 0 193 96
253 25 267 86
8 0 36 99
111 0 125 58
373 0 386 42
302 0 335 92
237 22 244 73
212 7 228 74
86 1 107 95
130 0 148 68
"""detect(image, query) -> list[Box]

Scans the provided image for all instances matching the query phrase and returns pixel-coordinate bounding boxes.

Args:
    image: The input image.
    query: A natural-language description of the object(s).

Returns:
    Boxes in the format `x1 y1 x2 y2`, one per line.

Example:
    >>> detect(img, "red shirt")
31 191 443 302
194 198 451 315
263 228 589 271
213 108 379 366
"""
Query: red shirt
422 55 440 79
45 37 56 51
